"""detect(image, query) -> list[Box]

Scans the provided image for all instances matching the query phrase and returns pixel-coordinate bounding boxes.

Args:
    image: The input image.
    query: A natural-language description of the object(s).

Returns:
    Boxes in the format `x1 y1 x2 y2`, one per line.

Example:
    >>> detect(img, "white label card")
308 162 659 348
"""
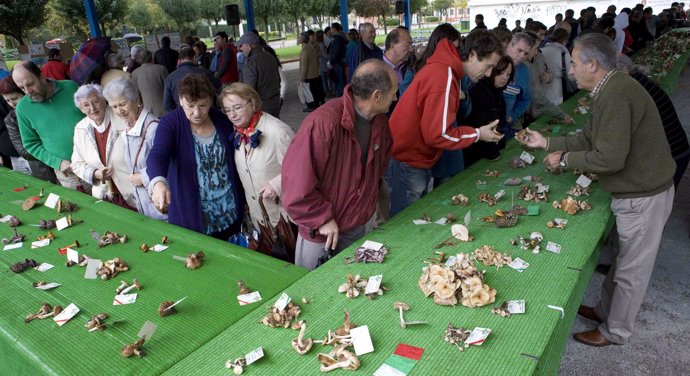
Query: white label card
374 364 407 376
245 347 264 365
494 190 505 200
412 219 430 225
520 151 535 164
66 247 79 263
576 174 592 188
84 259 103 279
434 218 449 225
554 218 568 226
546 241 561 254
506 300 526 314
237 291 262 306
361 240 383 251
138 320 157 340
465 327 491 346
113 294 138 305
53 303 79 326
536 184 549 193
464 211 472 226
365 275 383 294
350 325 375 356
152 244 168 252
35 282 61 290
31 239 51 248
523 175 532 181
44 193 60 209
445 255 458 266
274 293 291 311
3 242 23 251
509 258 529 272
34 263 54 272
55 217 69 231
0 215 13 223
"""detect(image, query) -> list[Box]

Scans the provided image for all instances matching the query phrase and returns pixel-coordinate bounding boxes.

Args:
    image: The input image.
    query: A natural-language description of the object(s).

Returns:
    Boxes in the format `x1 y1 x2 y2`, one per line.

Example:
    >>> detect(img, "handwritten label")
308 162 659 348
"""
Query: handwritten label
55 217 69 231
361 240 383 251
237 291 262 306
464 211 472 226
546 241 561 254
350 325 375 355
113 294 138 305
35 282 61 290
465 327 491 346
576 174 592 188
274 293 291 311
365 275 383 295
509 258 529 272
66 247 79 263
44 193 60 209
84 259 103 279
520 151 535 164
31 239 51 248
506 300 525 314
3 242 23 251
245 347 264 365
152 244 168 252
411 219 430 225
34 263 54 272
138 320 157 339
53 303 79 326
494 190 505 200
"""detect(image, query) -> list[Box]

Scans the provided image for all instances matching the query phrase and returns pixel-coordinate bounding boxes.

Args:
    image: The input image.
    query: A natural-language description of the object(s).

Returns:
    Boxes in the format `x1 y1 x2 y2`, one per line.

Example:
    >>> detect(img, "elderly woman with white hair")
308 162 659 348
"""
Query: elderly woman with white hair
71 83 134 208
103 77 167 220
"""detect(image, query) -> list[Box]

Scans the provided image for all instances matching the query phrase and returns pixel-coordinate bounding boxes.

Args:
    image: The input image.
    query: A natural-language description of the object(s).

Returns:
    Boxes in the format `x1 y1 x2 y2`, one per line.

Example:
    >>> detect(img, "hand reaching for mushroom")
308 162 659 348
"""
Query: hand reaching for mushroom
543 151 563 170
516 128 547 149
129 173 143 187
94 167 114 182
151 181 170 213
259 183 278 202
319 219 339 251
477 120 503 143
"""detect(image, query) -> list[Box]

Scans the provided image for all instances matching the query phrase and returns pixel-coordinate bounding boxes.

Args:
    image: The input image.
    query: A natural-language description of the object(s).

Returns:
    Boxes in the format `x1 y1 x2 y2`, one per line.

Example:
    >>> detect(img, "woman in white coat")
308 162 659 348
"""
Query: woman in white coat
219 82 294 227
541 28 576 105
103 78 167 221
71 84 135 208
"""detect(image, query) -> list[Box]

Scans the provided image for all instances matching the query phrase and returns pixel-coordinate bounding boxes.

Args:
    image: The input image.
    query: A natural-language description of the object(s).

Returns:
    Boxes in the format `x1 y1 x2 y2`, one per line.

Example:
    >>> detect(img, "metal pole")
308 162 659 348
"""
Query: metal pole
244 0 256 33
83 0 102 37
404 0 411 29
339 0 348 29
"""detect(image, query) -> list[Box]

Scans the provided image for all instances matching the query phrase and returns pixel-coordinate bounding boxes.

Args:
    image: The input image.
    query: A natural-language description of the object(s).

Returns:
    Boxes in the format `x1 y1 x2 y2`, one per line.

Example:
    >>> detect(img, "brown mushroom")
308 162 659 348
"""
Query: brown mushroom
393 302 410 328
291 320 313 355
121 338 145 358
334 309 356 336
184 252 205 270
37 305 62 319
158 301 177 317
237 280 250 295
25 303 51 323
120 279 141 294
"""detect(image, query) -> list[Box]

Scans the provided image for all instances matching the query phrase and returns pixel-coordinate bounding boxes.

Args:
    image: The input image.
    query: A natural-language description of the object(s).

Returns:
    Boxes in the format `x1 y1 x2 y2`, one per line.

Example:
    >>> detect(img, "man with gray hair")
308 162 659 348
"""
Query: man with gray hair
519 32 675 346
503 32 534 135
347 22 383 83
282 59 398 270
127 45 145 73
236 32 281 117
131 50 168 117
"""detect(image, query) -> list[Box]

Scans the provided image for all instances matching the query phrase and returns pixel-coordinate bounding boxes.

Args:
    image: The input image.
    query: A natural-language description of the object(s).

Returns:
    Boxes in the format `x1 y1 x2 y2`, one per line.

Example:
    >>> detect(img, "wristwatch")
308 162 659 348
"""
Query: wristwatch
559 152 567 168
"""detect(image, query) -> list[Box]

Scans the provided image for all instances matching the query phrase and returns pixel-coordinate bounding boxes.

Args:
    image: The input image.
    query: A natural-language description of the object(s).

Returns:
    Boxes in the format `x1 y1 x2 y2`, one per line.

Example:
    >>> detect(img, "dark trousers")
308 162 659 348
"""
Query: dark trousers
305 76 326 108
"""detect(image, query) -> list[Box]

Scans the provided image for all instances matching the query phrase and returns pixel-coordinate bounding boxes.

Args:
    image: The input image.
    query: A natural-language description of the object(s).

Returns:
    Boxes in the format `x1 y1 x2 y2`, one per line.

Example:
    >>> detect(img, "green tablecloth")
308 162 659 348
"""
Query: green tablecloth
163 103 614 375
0 169 307 375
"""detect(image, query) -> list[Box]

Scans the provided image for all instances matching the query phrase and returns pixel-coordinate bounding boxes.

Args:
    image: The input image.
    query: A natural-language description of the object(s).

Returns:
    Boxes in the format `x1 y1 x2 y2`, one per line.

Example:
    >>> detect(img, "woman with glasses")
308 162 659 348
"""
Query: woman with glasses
71 83 135 208
219 82 294 228
147 74 244 239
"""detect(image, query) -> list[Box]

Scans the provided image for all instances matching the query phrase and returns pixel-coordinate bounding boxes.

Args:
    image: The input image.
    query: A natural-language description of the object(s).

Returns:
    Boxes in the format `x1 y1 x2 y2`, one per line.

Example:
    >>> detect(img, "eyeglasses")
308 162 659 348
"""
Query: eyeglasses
80 99 103 109
223 101 250 115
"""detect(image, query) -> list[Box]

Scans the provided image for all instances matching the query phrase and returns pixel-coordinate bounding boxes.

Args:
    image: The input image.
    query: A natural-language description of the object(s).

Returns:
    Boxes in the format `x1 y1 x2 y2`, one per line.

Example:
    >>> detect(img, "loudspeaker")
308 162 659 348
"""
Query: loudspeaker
395 0 404 14
225 4 240 26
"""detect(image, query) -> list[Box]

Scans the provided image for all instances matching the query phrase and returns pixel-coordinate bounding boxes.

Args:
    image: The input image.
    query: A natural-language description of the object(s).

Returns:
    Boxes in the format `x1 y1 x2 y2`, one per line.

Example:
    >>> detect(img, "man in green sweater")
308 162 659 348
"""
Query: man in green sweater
520 33 675 346
12 61 85 189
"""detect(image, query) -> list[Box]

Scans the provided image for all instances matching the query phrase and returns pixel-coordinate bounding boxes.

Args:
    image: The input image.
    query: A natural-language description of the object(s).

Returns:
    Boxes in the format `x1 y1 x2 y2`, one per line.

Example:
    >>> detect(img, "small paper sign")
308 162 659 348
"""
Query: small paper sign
274 293 291 311
520 151 535 164
509 258 529 272
411 219 430 225
465 327 491 346
84 259 103 279
576 174 592 188
113 294 138 305
527 205 540 216
494 190 505 200
350 325 375 355
434 218 449 225
245 347 264 365
44 193 60 209
445 255 458 266
361 240 383 251
55 217 69 231
3 242 23 251
464 211 471 226
374 343 425 376
66 247 79 263
554 218 568 226
546 241 561 254
137 320 157 339
476 180 487 189
237 291 262 305
0 215 14 223
53 303 79 326
152 244 168 252
522 175 532 181
365 275 383 295
506 300 525 314
536 184 549 193
34 263 54 272
31 239 51 248
35 282 61 290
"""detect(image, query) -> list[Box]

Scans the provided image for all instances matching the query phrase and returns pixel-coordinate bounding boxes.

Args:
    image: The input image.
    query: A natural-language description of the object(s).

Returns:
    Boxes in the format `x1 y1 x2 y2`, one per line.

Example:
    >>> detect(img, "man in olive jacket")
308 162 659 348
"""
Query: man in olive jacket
520 33 675 347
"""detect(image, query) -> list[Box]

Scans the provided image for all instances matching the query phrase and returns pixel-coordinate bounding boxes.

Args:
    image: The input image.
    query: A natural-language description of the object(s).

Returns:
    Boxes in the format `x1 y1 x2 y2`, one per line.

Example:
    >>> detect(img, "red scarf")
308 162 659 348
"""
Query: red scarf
234 111 262 144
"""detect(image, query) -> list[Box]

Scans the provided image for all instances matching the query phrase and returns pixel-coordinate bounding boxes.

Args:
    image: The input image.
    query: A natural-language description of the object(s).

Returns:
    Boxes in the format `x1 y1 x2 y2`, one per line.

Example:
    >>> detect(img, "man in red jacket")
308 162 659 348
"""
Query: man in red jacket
387 29 504 216
282 59 397 270
40 48 69 80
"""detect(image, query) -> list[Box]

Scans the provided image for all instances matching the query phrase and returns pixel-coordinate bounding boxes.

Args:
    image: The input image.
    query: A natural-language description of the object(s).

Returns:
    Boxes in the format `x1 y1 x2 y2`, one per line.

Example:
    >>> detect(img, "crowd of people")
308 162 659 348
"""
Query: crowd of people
0 3 688 349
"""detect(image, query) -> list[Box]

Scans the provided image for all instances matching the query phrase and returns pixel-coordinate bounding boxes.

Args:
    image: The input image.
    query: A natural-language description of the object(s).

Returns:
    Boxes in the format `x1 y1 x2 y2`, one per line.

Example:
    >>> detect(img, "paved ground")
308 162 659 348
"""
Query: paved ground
277 61 690 375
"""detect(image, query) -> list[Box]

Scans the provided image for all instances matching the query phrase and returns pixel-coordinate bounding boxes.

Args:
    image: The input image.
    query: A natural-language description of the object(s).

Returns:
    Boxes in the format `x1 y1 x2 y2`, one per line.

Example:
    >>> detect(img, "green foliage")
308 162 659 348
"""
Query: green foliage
156 0 199 32
0 0 47 44
197 0 226 25
50 0 128 37
425 16 440 22
432 0 454 16
378 18 401 27
252 0 284 35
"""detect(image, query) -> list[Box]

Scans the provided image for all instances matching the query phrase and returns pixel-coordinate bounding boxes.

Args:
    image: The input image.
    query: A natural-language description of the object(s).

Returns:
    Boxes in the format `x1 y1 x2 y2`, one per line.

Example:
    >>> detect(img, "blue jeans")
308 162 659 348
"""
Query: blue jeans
385 158 432 217
332 64 346 97
320 71 331 95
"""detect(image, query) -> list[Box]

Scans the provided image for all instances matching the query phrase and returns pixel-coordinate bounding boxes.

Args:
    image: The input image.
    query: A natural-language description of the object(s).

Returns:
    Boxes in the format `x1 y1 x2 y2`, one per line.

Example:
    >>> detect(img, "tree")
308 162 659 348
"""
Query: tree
0 0 47 45
197 0 226 27
284 0 312 34
432 0 454 22
156 0 199 35
354 0 393 34
52 0 128 37
127 1 154 34
252 0 284 37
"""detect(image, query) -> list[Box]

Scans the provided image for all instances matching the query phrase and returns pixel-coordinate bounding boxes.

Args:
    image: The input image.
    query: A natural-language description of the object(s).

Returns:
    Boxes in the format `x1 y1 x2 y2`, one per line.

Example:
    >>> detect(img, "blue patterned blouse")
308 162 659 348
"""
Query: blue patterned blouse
193 130 237 234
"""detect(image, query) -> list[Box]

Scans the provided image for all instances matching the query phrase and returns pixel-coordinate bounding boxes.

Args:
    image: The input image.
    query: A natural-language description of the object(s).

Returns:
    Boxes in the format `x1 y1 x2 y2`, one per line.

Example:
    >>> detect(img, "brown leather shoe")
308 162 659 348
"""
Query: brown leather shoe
573 329 615 347
577 305 602 323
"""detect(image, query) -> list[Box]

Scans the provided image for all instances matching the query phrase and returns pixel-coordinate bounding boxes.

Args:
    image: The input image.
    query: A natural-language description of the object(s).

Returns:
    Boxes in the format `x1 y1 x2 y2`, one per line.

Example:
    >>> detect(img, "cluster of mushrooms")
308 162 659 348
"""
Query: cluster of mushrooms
419 253 497 307
185 251 205 270
511 232 544 253
121 338 145 357
337 274 388 299
85 313 109 332
567 185 591 197
471 246 513 269
96 257 129 280
546 219 568 229
517 184 550 202
260 301 301 328
90 229 128 248
552 196 592 215
353 246 388 263
478 192 500 206
2 228 25 244
442 324 471 351
25 303 62 322
290 310 360 372
491 302 512 318
450 194 469 206
10 258 38 273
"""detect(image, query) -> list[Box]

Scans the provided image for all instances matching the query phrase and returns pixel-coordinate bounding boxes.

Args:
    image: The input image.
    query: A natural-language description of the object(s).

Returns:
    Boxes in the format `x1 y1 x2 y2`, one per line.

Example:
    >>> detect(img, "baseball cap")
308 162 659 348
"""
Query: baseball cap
235 33 260 46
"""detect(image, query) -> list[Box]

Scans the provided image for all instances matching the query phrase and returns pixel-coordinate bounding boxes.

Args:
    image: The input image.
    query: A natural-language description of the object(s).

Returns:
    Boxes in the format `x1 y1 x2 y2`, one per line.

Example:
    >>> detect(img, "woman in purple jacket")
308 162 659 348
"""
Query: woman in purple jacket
147 74 244 239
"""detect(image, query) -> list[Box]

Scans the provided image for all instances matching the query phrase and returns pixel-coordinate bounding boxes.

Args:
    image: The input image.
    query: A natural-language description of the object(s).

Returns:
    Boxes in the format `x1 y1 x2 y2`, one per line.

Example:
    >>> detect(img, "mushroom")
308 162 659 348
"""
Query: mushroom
334 309 357 336
121 338 145 358
115 281 129 294
37 305 62 319
161 236 170 244
36 231 55 241
319 345 360 372
32 281 47 288
184 251 205 270
120 279 141 294
225 358 246 375
158 301 177 317
25 303 51 323
85 313 109 331
451 224 472 242
8 216 21 227
38 219 56 229
10 258 39 273
291 320 313 355
237 280 250 295
140 243 150 253
393 302 410 328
